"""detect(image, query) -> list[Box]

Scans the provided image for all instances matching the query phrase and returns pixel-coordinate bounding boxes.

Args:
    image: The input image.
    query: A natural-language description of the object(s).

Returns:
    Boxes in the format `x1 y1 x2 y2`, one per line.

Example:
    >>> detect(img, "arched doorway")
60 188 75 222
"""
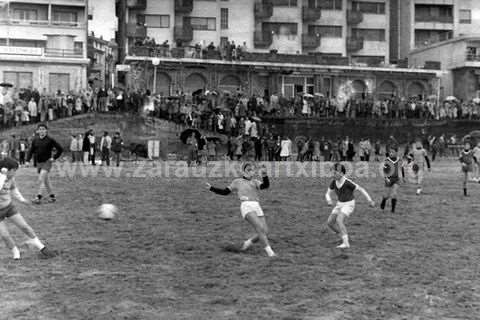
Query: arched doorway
377 80 397 100
407 81 426 99
156 72 171 96
218 75 241 94
352 80 367 99
184 73 206 96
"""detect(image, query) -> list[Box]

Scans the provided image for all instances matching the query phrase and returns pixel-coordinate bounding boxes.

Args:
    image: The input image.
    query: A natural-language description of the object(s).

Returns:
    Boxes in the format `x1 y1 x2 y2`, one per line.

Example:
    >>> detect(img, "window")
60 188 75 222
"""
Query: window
308 25 342 38
186 17 216 30
460 9 471 24
220 8 228 29
49 73 70 94
10 39 45 47
143 15 170 28
352 28 385 41
272 0 297 7
13 9 37 20
414 30 452 47
53 10 78 23
352 1 385 14
415 5 453 23
264 22 298 35
310 0 341 10
4 72 32 89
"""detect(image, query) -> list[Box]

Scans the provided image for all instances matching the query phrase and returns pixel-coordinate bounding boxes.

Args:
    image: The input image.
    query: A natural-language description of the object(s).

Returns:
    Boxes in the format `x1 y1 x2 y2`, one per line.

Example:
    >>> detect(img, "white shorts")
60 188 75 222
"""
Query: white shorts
240 201 264 219
331 200 355 217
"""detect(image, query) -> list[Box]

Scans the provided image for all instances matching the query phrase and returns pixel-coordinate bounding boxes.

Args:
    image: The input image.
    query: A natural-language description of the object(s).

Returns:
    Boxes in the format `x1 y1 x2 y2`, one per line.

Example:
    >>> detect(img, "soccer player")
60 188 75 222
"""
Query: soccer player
406 141 431 195
0 157 57 259
205 163 276 257
26 124 63 204
459 141 478 197
380 148 405 213
325 163 375 249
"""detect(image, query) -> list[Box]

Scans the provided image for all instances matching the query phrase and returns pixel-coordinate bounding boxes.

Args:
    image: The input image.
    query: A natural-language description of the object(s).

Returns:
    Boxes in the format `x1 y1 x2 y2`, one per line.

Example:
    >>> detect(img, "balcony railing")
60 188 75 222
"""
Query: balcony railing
4 18 84 28
347 10 363 25
302 34 320 49
346 37 364 52
254 2 273 19
44 48 83 58
127 23 147 38
466 52 480 62
254 31 273 48
175 0 193 13
415 14 453 24
174 24 193 43
302 7 321 22
127 0 147 10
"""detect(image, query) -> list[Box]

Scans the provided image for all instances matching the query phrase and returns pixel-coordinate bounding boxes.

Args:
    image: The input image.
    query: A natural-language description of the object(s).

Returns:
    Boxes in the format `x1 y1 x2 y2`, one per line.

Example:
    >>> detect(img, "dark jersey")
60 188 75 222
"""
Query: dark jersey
329 178 357 202
26 135 63 163
384 157 401 186
459 149 476 165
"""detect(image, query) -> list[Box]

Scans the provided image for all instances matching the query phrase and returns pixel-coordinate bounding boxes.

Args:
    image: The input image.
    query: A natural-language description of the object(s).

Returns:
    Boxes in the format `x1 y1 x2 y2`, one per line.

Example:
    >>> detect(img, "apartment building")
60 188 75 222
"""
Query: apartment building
0 0 89 93
120 0 437 99
395 0 480 61
120 0 390 64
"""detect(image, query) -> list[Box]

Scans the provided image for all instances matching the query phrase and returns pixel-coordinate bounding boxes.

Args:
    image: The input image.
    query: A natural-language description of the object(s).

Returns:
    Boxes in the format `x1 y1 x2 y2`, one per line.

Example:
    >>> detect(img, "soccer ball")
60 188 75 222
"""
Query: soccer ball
97 204 117 220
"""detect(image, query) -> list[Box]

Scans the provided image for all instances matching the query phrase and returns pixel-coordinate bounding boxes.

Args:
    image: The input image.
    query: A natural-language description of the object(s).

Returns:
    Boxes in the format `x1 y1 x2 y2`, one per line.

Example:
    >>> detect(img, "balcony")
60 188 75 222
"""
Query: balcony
302 34 320 49
254 2 273 19
415 14 453 24
175 0 193 13
44 48 83 58
127 0 147 10
347 10 363 25
302 7 321 22
127 23 147 38
174 24 193 43
4 18 84 28
254 31 273 48
346 37 363 52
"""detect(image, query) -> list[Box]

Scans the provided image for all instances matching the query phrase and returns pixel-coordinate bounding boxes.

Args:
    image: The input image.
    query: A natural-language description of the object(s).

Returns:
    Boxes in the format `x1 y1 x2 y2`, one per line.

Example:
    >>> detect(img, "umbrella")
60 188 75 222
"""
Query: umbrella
303 93 314 98
473 97 480 104
314 93 324 97
180 128 201 144
192 89 203 96
427 94 437 100
295 136 307 144
251 116 262 122
0 82 13 88
445 96 457 101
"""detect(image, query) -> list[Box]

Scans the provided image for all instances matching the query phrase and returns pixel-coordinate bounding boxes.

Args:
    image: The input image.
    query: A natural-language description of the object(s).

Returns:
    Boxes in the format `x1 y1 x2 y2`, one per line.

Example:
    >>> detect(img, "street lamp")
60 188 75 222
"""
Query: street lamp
152 57 160 93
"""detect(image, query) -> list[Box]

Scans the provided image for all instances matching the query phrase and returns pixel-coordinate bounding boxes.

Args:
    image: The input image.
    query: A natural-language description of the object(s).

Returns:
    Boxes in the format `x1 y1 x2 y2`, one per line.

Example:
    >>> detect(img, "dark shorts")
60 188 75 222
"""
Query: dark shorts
0 203 18 221
37 160 53 174
385 177 399 187
462 163 473 173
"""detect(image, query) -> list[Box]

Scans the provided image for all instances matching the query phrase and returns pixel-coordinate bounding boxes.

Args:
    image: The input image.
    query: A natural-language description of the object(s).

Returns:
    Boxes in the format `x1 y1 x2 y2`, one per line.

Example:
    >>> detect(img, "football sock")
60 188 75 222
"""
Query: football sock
464 188 467 196
12 246 20 260
391 198 397 213
264 245 276 257
341 234 349 246
28 237 45 251
380 197 387 210
241 239 253 251
49 194 56 198
36 194 42 200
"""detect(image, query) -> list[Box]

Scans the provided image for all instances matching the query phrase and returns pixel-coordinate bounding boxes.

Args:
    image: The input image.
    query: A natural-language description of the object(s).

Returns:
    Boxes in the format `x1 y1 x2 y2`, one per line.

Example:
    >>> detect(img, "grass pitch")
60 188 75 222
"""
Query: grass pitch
1 160 479 320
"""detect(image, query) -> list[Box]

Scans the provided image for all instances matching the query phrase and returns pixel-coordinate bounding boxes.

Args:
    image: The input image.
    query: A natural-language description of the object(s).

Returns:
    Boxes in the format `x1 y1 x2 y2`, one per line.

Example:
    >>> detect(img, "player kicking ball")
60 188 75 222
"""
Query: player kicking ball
459 141 478 197
380 148 405 213
206 163 276 258
325 163 375 249
0 157 57 260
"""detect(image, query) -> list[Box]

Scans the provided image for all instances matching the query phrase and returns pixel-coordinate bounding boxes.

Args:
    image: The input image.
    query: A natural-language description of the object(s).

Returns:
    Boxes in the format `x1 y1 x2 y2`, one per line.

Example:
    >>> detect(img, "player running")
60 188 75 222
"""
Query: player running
380 148 405 213
26 124 63 204
459 141 478 197
325 163 375 249
206 163 276 257
0 157 57 259
406 141 431 195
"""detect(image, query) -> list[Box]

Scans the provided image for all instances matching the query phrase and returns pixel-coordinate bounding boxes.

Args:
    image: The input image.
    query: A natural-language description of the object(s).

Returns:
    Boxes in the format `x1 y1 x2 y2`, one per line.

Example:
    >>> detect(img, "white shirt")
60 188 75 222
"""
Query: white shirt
280 139 292 157
28 101 37 116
